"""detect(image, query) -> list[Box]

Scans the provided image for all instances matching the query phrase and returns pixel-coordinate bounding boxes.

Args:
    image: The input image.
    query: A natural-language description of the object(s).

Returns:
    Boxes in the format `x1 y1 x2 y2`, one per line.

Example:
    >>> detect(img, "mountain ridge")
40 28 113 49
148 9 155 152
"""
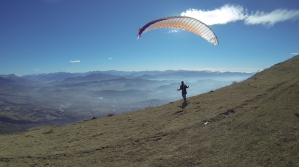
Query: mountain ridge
20 70 254 82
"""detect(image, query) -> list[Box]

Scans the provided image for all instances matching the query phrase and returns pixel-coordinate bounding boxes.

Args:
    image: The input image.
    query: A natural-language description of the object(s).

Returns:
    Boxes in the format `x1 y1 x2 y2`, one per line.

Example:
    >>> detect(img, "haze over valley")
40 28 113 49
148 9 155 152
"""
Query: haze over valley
0 70 253 133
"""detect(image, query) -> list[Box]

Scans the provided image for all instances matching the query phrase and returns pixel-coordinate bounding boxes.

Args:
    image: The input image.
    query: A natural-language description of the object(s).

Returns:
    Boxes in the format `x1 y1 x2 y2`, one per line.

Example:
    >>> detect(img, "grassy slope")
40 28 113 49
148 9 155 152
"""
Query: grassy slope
0 56 298 167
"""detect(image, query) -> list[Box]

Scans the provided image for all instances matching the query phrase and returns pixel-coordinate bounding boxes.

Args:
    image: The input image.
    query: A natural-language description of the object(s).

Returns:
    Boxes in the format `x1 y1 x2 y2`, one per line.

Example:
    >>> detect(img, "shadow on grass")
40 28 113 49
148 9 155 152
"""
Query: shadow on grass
295 113 299 118
179 101 189 109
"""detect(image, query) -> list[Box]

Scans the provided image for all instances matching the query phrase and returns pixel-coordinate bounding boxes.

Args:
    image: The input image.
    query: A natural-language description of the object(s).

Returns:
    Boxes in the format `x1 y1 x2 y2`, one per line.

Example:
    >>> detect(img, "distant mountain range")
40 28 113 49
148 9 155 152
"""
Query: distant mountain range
20 70 254 82
0 74 35 85
57 73 121 83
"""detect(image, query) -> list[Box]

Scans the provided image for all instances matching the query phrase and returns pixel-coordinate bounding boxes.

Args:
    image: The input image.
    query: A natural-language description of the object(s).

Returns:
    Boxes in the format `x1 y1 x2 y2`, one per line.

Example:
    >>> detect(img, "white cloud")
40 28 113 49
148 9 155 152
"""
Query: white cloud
70 60 80 63
291 53 299 55
167 30 179 33
245 9 299 27
108 58 112 59
181 4 299 27
34 69 40 71
181 5 247 25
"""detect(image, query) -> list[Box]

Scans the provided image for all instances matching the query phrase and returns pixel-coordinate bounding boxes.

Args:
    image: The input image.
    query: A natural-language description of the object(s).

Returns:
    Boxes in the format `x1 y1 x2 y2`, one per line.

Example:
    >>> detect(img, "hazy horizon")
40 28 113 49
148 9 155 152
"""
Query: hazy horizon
2 69 257 77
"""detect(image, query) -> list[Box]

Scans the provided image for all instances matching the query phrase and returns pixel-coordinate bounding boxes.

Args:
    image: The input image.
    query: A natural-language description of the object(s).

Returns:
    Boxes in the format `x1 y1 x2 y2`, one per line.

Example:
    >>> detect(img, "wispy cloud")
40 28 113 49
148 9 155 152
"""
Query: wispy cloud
246 9 299 27
291 53 299 55
108 58 112 60
167 30 179 33
34 69 40 71
70 60 80 63
181 5 247 25
181 4 299 27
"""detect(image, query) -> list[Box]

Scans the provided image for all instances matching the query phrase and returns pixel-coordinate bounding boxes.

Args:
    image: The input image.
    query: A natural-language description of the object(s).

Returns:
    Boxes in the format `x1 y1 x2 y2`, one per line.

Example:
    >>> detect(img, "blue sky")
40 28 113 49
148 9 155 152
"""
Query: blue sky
0 0 299 75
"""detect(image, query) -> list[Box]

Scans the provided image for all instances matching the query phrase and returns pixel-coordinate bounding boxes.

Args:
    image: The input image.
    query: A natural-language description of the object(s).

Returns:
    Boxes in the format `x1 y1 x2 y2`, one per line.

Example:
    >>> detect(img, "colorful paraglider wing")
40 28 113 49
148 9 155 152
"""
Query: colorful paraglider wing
137 16 219 46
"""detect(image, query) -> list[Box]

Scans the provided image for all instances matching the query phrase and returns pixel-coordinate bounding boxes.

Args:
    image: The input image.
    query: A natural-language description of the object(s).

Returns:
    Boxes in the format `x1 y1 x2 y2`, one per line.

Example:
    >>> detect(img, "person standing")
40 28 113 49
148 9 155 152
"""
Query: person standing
177 81 189 101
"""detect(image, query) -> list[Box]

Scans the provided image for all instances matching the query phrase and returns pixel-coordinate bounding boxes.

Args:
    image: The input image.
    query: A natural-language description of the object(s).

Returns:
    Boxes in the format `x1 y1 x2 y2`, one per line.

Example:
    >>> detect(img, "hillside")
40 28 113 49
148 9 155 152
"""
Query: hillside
0 56 298 166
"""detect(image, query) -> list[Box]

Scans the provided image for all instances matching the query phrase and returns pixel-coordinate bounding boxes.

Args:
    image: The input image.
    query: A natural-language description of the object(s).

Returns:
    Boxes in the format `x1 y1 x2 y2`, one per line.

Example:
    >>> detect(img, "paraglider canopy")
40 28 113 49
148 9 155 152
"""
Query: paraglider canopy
137 16 219 46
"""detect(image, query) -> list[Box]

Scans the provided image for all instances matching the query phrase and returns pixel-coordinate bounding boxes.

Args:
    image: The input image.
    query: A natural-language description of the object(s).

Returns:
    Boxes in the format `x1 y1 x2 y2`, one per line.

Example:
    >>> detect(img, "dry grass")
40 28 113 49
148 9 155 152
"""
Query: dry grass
0 56 299 166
